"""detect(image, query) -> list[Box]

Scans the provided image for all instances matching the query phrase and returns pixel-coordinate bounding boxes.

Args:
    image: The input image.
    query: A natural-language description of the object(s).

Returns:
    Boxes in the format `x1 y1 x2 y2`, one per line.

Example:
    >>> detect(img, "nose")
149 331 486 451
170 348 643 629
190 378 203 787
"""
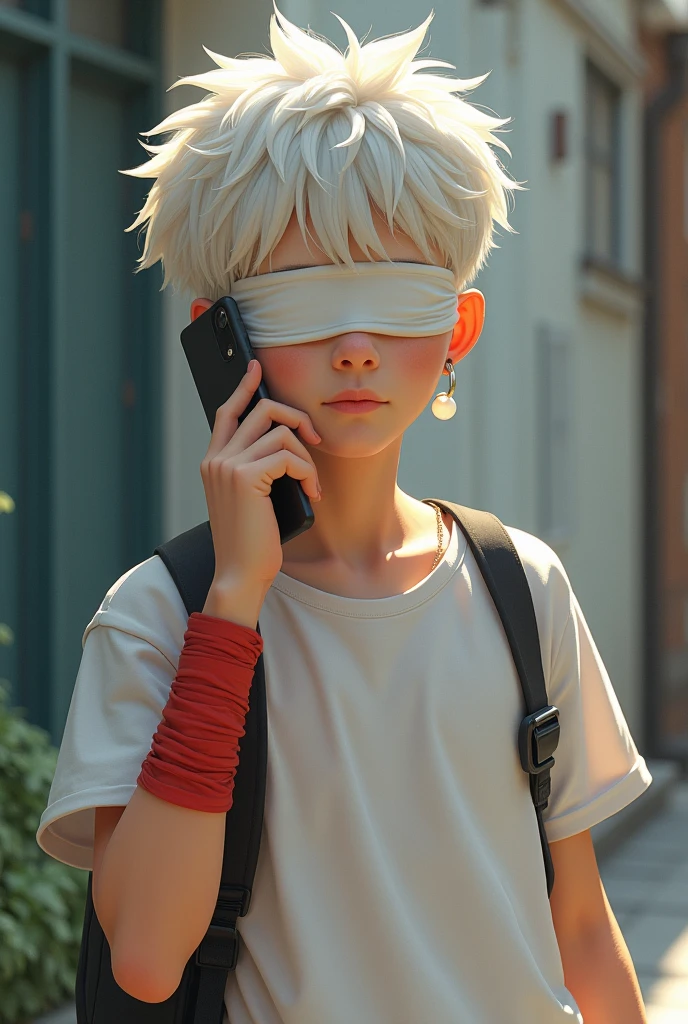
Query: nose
331 332 381 370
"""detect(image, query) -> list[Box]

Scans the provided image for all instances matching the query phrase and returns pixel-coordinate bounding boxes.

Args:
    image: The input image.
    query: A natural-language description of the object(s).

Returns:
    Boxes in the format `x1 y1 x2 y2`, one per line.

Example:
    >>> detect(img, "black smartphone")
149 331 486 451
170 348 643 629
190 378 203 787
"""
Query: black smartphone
180 295 315 545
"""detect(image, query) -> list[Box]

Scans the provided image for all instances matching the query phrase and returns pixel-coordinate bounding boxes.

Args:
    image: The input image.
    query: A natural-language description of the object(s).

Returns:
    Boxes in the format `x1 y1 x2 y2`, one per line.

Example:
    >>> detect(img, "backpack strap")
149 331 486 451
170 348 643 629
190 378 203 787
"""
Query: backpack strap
153 520 268 1023
422 500 560 898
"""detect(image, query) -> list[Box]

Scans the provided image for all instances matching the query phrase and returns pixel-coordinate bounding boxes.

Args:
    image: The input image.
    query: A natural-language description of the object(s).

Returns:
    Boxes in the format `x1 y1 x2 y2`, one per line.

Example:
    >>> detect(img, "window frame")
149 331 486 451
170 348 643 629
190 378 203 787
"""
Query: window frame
584 59 623 270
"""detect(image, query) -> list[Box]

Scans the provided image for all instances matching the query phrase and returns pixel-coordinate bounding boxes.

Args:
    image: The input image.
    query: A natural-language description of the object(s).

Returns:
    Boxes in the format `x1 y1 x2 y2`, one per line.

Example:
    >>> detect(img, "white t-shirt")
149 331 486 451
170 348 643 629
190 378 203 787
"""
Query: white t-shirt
37 514 651 1024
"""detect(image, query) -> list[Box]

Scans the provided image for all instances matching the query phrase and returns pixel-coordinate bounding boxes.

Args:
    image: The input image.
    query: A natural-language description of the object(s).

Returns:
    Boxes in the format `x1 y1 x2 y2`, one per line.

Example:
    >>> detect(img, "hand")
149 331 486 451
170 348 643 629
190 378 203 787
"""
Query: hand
200 359 322 601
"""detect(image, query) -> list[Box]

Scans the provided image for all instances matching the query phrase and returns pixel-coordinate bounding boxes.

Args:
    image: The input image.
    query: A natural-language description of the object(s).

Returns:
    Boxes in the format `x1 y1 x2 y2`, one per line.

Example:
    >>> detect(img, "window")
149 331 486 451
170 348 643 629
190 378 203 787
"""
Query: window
537 325 573 542
584 61 622 267
0 0 162 742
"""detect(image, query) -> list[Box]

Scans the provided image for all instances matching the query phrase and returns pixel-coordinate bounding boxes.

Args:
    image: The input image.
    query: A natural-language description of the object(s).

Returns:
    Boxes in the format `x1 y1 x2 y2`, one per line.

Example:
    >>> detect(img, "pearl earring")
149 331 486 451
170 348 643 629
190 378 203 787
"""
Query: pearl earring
432 359 457 420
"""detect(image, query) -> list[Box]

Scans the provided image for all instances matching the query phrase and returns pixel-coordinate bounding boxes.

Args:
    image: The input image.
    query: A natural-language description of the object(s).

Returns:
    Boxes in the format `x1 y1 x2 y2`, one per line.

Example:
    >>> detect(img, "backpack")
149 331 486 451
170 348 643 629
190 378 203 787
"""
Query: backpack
75 499 560 1024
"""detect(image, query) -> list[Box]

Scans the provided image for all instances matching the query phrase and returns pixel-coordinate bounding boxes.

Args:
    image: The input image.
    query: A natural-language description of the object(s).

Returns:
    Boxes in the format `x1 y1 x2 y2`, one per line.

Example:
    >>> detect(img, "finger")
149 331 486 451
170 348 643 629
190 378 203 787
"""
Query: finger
237 449 321 500
205 360 262 460
234 424 321 494
229 396 321 453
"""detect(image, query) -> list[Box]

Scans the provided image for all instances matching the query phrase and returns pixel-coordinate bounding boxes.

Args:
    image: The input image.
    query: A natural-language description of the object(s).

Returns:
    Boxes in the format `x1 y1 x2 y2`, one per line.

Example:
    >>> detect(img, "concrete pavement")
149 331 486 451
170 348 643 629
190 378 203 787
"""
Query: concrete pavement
599 779 688 1022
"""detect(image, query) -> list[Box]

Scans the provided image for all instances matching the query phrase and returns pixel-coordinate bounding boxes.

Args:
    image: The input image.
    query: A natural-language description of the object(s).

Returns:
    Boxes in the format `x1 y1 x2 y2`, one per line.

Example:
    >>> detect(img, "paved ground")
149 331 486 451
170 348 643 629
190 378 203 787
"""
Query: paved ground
33 780 688 1024
599 779 688 1022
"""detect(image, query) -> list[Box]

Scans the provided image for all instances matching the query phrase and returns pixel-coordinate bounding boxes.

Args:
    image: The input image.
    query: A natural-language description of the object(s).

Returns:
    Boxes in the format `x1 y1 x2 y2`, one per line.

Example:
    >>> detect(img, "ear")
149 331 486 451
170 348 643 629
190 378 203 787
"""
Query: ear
190 297 214 321
446 289 485 366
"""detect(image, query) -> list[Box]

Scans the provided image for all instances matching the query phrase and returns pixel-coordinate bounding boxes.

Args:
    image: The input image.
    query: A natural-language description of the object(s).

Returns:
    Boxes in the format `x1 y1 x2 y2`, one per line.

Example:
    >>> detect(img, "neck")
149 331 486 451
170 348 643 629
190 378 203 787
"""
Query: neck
280 435 436 574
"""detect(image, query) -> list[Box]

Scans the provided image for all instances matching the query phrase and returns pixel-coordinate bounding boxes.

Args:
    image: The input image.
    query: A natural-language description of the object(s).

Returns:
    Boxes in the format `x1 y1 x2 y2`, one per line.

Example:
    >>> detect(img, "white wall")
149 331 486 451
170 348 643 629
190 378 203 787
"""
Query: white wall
408 0 645 728
161 0 646 734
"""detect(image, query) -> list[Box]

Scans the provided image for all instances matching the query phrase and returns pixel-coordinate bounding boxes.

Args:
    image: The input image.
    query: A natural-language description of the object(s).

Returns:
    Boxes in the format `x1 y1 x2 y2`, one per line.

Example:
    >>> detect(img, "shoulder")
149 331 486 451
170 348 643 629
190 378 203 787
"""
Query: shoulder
499 524 575 676
36 556 191 871
82 554 189 667
501 525 572 603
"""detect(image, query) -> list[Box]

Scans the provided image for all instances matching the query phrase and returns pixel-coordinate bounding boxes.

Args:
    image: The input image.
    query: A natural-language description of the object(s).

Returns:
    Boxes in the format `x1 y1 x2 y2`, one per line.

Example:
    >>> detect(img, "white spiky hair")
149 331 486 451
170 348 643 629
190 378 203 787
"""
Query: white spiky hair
120 3 521 299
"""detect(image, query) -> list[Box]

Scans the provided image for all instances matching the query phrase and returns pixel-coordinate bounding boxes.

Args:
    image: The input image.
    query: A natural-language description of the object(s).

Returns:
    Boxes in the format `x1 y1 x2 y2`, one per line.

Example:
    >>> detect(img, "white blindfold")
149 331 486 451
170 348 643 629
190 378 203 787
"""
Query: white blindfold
228 262 459 347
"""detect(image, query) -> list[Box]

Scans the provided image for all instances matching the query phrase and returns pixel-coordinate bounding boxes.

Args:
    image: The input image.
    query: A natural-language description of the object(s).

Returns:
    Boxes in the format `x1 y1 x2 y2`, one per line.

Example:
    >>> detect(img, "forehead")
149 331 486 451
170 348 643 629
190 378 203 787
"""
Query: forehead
260 207 443 274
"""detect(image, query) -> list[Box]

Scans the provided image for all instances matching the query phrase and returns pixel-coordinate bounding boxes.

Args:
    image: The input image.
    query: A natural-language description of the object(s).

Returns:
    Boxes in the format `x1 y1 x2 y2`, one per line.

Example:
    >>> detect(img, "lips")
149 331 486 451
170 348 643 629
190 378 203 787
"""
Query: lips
324 390 386 404
324 399 385 413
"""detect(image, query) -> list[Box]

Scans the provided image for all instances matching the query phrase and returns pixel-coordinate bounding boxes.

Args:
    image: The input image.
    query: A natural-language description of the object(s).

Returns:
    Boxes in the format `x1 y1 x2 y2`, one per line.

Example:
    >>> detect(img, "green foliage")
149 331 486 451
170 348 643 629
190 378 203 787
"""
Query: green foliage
0 491 87 1023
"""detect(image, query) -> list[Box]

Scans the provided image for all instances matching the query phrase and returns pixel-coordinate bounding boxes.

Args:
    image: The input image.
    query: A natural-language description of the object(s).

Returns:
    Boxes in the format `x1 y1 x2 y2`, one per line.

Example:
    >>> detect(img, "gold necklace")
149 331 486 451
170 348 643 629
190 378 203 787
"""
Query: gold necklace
428 503 445 572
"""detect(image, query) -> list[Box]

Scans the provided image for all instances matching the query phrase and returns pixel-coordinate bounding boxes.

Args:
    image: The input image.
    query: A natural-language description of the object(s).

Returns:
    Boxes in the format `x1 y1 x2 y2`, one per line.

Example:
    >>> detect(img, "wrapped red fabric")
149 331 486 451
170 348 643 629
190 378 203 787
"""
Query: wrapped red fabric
137 611 264 813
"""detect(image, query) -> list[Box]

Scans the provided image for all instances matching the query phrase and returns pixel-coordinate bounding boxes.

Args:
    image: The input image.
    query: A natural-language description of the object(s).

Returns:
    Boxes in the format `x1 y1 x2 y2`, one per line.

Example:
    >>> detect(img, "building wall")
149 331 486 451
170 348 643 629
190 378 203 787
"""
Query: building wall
476 0 645 733
160 0 647 736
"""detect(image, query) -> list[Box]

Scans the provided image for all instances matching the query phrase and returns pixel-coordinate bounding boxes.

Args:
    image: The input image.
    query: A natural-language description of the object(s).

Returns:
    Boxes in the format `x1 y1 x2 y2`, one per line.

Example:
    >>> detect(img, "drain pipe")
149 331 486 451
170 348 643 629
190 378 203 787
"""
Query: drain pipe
642 32 688 760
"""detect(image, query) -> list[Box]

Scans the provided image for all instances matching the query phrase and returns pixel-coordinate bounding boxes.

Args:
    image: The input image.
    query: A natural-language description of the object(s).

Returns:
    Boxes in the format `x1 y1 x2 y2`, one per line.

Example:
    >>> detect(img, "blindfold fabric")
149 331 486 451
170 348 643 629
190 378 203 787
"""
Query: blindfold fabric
228 262 459 347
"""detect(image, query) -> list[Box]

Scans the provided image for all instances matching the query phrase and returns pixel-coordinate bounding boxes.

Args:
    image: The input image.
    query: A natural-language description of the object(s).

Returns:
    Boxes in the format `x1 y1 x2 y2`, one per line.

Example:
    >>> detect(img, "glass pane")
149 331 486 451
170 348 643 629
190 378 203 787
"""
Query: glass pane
53 74 129 731
0 0 51 15
69 0 126 48
590 164 613 261
0 57 21 708
590 80 613 159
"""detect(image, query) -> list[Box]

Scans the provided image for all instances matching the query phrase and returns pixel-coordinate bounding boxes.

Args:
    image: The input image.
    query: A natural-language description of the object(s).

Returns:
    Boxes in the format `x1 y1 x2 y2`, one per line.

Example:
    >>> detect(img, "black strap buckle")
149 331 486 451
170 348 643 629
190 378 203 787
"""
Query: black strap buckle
194 885 251 972
195 923 241 971
518 705 560 774
217 884 252 917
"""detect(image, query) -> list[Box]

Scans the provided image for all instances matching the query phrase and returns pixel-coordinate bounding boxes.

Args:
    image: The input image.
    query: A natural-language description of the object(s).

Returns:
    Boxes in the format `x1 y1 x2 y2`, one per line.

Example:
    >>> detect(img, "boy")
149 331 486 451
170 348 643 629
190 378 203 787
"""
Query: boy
37 6 651 1021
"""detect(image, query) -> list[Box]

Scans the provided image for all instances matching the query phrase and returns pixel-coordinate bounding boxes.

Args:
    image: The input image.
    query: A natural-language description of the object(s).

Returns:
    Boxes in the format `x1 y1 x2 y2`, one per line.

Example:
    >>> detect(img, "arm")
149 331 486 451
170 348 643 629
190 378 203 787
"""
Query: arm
94 582 263 1004
95 786 227 1003
92 363 295 1002
549 829 647 1024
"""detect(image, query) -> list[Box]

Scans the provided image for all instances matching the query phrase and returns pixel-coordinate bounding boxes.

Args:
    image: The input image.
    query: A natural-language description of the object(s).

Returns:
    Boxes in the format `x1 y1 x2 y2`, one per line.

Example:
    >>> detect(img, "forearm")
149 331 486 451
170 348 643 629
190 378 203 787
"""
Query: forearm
102 605 264 1002
97 784 227 1002
560 901 647 1024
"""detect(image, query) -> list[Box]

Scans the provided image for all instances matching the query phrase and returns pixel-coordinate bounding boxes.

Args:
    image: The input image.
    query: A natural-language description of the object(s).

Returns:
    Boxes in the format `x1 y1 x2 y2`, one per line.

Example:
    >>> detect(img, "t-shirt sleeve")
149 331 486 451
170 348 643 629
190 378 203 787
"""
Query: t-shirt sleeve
542 586 652 843
35 555 189 871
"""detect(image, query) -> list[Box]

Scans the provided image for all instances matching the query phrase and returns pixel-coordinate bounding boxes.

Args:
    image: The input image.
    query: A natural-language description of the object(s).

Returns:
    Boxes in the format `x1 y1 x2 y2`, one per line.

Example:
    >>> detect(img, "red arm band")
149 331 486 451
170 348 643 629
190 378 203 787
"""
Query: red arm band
137 611 264 813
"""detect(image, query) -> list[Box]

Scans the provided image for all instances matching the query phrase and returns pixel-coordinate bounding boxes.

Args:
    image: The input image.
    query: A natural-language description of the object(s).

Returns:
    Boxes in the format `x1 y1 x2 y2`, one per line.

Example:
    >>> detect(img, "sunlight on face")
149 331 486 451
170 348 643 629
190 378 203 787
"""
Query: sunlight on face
254 209 456 459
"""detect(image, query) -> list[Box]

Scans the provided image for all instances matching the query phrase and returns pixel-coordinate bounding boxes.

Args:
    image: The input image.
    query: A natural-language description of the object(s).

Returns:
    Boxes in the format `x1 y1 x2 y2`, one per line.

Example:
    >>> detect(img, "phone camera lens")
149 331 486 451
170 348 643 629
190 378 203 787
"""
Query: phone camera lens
215 308 228 331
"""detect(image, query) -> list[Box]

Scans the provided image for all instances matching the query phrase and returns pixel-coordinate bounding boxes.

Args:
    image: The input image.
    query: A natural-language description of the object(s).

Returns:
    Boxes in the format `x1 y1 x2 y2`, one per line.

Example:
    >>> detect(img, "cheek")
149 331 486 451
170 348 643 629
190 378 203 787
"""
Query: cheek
256 347 317 404
396 336 449 386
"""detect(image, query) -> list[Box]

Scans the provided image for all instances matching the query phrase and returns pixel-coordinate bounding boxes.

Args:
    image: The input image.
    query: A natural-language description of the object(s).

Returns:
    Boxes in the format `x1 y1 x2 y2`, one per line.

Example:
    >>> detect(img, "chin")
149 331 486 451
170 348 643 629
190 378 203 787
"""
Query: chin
317 433 401 459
